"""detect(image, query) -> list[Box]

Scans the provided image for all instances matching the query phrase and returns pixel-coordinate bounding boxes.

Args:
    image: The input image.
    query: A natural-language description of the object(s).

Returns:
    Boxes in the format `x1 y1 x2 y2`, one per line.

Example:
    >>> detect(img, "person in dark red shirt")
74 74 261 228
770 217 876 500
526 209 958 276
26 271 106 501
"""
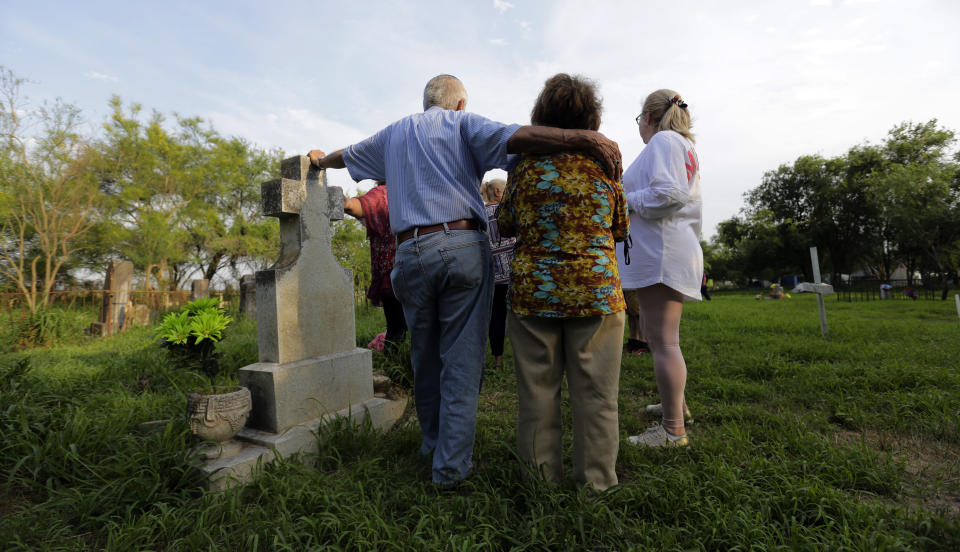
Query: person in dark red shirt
344 182 407 350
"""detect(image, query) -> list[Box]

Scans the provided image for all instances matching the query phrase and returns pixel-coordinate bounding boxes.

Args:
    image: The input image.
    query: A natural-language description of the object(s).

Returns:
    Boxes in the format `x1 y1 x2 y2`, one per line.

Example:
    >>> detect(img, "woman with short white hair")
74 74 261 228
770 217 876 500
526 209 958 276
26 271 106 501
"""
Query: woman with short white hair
481 178 514 370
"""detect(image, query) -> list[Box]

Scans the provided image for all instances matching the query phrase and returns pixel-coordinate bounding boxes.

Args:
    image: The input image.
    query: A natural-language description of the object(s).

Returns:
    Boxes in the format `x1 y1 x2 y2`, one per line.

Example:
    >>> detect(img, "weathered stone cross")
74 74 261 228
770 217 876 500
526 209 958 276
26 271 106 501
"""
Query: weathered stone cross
253 155 354 364
197 155 405 489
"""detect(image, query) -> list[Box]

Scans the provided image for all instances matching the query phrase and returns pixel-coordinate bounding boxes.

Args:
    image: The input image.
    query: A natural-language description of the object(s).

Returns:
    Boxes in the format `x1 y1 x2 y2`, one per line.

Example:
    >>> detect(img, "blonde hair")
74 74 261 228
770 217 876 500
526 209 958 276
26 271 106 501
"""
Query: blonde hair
480 178 506 203
642 89 695 143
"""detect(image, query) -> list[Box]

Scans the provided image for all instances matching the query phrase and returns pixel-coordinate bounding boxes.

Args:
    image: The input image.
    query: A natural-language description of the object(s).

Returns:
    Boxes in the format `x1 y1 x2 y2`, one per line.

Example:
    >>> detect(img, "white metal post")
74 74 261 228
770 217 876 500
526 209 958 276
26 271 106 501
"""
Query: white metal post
810 247 828 338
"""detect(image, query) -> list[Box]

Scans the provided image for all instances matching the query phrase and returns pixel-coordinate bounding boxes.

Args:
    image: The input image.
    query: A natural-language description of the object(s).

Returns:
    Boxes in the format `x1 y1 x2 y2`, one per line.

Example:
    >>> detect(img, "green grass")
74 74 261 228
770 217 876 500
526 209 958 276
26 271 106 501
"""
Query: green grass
0 307 96 353
1 296 958 550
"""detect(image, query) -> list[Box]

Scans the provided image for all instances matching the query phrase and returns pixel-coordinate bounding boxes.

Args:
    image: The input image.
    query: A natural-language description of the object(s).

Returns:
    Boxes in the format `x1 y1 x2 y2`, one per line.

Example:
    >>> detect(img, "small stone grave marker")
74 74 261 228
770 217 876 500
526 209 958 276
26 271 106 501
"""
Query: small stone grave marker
191 279 210 300
90 259 133 337
239 274 256 318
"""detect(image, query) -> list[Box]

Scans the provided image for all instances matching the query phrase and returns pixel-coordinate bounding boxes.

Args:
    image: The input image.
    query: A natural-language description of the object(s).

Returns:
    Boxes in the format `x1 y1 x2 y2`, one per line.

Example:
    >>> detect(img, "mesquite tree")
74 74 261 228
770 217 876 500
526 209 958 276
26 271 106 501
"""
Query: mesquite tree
0 67 101 312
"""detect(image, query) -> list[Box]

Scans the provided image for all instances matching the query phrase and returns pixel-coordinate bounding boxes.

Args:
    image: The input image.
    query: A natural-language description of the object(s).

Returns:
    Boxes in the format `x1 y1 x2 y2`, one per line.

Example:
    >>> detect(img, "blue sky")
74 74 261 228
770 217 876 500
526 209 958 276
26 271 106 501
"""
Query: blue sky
4 0 960 237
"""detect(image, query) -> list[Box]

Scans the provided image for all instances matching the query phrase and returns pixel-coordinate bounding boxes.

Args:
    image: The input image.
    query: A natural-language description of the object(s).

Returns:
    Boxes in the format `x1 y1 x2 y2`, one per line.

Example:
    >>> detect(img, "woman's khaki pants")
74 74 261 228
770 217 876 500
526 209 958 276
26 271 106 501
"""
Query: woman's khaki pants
507 310 625 491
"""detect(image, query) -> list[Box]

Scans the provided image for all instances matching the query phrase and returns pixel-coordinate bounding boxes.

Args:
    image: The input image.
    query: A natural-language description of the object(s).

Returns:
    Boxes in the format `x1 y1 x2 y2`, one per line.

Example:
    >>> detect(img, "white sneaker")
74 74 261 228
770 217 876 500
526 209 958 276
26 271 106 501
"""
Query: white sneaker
627 425 690 448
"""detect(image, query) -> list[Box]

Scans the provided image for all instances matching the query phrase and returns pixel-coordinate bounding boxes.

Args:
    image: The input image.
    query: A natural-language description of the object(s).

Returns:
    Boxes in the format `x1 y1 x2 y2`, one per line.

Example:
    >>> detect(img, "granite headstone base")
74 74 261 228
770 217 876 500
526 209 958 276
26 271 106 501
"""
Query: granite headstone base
198 395 407 491
239 347 374 434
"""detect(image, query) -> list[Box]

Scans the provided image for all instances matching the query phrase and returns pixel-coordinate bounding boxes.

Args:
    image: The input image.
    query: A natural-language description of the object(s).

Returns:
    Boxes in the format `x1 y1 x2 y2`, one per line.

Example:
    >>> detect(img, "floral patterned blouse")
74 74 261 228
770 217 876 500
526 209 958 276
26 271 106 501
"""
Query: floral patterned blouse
496 153 629 318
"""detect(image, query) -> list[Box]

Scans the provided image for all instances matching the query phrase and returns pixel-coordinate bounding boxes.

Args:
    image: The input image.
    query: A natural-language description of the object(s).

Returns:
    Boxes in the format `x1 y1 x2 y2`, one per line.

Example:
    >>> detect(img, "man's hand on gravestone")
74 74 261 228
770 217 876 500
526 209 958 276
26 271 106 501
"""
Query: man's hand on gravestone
308 149 327 167
307 148 347 169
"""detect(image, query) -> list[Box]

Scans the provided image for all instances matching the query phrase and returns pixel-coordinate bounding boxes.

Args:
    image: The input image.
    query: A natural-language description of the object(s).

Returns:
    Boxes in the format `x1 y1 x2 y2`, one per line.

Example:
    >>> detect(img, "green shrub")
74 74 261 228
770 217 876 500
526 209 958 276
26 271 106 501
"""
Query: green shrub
6 308 93 351
155 297 233 384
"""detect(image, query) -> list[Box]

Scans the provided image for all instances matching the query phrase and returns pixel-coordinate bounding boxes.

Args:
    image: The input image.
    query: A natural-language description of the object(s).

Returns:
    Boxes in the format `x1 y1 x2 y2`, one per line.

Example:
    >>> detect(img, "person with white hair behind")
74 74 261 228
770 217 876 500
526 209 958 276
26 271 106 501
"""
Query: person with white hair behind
480 178 514 370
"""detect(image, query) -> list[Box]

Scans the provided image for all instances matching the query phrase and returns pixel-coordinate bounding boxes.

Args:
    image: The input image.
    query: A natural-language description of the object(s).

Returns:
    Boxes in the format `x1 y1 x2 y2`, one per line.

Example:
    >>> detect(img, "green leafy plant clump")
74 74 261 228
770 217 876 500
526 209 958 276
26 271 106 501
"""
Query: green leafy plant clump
155 297 233 382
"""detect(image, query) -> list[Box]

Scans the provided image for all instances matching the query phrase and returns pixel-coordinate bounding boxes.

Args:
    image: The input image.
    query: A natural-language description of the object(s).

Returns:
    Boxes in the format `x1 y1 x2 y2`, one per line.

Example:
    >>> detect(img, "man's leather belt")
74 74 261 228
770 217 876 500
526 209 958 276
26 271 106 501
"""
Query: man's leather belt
397 219 479 244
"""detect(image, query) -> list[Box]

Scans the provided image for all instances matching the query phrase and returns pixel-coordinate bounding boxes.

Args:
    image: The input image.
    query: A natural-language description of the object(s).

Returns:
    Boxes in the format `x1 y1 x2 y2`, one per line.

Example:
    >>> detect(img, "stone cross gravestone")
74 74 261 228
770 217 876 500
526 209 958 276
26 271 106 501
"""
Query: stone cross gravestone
197 156 406 489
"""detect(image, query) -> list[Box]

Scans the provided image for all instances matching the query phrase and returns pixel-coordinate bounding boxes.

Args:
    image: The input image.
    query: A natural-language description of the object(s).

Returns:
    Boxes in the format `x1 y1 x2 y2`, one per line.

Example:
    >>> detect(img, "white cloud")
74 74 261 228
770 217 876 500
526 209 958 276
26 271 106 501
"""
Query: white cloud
83 71 118 82
7 0 960 240
493 0 514 14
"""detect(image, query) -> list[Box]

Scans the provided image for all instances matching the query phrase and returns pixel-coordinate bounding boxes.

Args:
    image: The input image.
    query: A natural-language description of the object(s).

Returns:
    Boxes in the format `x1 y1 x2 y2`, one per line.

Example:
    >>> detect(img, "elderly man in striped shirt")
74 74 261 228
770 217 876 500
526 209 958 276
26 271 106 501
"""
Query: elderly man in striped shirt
308 74 622 489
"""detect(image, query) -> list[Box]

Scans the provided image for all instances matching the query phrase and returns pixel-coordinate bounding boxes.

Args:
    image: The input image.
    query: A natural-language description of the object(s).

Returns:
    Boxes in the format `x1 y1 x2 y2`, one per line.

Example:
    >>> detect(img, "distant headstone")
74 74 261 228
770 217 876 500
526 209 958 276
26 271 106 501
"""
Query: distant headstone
126 303 152 328
239 274 256 318
199 155 406 490
191 279 210 300
90 260 133 337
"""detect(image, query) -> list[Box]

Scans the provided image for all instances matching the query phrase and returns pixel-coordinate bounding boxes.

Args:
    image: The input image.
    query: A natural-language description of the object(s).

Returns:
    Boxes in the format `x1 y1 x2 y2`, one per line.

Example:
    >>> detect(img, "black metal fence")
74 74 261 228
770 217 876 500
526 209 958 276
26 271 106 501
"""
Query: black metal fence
833 278 959 302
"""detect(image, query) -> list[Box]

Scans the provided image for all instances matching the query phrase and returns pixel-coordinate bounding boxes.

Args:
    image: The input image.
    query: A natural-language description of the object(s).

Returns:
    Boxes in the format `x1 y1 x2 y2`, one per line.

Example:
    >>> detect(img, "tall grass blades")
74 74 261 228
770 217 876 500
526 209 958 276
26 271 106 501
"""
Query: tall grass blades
1 294 958 550
3 307 94 352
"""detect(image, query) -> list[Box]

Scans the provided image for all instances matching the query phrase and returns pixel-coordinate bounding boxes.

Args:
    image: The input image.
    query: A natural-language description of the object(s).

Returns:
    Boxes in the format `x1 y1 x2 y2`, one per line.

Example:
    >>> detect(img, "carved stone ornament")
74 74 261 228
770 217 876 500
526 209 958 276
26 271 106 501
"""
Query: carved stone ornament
186 387 252 459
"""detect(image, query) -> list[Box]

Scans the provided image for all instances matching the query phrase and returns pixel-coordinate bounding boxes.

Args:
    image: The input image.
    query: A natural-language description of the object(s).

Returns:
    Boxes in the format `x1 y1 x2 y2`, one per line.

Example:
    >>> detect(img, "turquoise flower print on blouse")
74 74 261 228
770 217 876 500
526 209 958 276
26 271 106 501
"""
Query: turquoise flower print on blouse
497 152 630 318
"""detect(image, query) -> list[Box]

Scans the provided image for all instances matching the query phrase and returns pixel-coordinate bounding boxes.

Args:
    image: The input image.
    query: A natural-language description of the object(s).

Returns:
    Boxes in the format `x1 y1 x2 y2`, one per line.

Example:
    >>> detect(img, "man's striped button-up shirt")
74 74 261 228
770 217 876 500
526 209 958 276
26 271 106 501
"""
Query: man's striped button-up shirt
342 106 521 234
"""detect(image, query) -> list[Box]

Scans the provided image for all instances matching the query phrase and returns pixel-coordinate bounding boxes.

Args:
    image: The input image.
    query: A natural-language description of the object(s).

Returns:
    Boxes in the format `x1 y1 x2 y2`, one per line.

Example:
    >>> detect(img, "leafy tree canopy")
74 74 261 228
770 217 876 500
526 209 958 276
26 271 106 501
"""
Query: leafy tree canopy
713 119 959 285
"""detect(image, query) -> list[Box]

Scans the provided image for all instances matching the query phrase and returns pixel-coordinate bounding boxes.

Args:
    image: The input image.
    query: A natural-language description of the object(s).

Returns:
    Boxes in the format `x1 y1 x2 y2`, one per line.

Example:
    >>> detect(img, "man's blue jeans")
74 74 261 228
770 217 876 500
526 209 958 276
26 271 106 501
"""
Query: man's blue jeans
390 227 493 485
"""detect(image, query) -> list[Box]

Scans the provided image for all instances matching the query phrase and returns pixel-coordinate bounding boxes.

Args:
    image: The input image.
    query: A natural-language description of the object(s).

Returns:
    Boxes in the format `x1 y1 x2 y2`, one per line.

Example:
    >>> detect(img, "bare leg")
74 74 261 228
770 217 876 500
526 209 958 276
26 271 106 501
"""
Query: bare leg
623 289 645 343
636 284 687 437
627 313 643 341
